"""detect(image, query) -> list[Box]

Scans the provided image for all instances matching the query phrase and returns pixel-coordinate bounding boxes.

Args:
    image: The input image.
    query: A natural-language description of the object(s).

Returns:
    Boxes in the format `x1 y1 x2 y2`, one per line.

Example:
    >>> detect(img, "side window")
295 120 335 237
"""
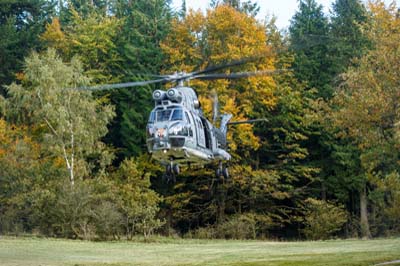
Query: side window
185 112 191 123
185 112 193 137
148 111 155 124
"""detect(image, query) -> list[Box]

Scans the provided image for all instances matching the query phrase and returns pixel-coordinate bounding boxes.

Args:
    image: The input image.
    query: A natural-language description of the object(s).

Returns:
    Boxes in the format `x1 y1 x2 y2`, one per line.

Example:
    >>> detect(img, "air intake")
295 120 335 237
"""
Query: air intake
152 90 166 101
166 89 182 103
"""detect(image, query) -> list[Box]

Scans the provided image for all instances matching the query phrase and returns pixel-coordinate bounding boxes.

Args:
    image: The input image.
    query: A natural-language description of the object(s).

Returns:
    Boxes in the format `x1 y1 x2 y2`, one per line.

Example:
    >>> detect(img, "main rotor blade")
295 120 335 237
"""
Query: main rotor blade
194 69 287 80
132 73 170 78
77 78 167 91
228 118 269 125
192 56 264 76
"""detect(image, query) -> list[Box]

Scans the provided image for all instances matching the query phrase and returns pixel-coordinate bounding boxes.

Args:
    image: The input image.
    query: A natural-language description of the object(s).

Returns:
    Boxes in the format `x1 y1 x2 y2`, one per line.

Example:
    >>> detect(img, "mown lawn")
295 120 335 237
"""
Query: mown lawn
0 236 399 266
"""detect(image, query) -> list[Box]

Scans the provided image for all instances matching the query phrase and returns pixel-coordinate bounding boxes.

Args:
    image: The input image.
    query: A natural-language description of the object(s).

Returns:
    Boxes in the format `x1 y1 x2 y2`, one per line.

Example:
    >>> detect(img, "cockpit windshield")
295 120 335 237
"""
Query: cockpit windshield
149 107 184 123
171 108 183 121
157 109 172 122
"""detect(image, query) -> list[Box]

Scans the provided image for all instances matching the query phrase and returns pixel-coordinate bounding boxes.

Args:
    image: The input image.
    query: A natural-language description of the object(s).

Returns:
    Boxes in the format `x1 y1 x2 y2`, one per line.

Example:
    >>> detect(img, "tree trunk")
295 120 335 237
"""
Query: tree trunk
69 166 74 186
167 208 173 236
217 185 226 224
360 184 371 239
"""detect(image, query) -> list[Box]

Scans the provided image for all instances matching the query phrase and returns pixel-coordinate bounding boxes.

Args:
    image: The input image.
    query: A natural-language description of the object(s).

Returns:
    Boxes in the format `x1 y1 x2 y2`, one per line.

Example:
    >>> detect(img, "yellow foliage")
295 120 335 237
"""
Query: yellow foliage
161 5 278 153
41 18 67 53
160 11 206 73
15 72 25 81
41 12 122 84
330 1 400 150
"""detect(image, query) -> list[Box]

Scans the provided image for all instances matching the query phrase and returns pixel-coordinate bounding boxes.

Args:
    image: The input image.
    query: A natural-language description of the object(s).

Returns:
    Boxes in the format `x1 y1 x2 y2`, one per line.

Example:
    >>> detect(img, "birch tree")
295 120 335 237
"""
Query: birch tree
3 49 115 185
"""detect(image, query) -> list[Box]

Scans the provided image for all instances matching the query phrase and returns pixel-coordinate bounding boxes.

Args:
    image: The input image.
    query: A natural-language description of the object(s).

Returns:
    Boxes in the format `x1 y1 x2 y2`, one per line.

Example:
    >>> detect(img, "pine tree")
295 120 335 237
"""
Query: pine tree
0 0 55 93
313 0 371 237
329 0 370 77
289 0 331 99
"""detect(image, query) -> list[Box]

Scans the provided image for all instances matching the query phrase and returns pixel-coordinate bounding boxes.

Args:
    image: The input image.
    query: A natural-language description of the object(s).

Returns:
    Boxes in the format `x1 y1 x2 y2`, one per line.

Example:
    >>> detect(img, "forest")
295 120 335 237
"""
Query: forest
0 0 399 241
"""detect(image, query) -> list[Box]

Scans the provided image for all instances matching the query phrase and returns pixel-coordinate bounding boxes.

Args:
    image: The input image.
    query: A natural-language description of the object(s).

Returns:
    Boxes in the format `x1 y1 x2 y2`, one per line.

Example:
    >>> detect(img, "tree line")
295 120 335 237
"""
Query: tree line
0 0 399 240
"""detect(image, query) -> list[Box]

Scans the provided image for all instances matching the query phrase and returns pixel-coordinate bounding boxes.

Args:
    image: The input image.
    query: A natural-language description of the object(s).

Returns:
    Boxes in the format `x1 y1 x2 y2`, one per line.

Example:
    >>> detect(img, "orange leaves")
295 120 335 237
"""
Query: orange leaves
160 11 206 73
41 18 66 53
0 119 44 170
161 5 279 154
205 5 269 62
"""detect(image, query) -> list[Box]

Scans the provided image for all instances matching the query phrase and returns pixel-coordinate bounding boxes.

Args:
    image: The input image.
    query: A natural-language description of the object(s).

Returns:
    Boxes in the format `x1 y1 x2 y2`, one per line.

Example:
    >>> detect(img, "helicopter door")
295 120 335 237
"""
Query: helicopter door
200 117 211 149
196 118 206 148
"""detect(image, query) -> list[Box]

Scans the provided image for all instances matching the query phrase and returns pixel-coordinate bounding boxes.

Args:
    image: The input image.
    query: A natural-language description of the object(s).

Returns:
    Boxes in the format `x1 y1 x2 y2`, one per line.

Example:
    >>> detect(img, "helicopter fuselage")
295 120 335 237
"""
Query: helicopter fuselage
146 86 231 167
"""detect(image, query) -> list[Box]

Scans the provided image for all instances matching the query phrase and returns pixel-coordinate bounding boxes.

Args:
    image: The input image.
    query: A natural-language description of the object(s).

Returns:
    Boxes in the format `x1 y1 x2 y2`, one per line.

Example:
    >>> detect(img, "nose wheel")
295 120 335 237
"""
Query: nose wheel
164 161 180 183
215 162 229 180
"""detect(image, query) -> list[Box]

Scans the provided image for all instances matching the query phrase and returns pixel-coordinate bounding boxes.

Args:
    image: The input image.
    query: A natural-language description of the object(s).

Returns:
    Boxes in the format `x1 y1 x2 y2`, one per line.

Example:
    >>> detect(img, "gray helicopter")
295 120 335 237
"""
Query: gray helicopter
84 60 281 180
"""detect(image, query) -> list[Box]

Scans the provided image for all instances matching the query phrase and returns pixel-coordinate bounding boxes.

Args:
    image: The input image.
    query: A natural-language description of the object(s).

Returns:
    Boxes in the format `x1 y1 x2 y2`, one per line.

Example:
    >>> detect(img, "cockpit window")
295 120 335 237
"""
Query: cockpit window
171 108 183 121
148 111 155 123
152 107 184 122
156 109 172 122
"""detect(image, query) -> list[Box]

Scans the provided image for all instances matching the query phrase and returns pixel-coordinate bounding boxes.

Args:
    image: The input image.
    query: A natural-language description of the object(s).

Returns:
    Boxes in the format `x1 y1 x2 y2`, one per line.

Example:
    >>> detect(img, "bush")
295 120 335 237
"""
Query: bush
371 172 400 236
301 198 348 240
92 201 123 240
52 181 96 239
216 214 257 239
190 213 274 240
189 226 217 239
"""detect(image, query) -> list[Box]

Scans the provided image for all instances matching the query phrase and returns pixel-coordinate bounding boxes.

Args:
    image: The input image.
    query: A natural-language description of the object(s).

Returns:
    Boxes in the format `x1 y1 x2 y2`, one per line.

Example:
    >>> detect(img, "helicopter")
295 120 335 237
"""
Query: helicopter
83 59 282 181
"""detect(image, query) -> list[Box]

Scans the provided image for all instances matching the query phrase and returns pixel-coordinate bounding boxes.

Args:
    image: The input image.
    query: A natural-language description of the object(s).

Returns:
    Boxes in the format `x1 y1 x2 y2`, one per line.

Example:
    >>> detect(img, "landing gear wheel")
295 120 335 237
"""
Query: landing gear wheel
163 164 173 183
215 162 229 182
166 164 172 175
222 166 229 179
172 164 180 175
215 168 222 178
164 162 178 183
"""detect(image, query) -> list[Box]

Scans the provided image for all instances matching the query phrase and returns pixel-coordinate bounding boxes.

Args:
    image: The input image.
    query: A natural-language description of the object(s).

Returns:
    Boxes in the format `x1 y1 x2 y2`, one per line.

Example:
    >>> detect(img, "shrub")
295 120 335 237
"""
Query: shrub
190 213 274 240
373 172 400 236
189 226 217 239
301 198 348 240
216 214 257 239
92 201 123 240
52 181 95 239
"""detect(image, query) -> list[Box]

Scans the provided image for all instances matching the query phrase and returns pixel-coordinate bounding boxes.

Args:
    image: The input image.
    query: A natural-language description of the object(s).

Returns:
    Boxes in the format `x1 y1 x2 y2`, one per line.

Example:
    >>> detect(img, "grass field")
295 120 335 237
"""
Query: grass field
0 237 399 266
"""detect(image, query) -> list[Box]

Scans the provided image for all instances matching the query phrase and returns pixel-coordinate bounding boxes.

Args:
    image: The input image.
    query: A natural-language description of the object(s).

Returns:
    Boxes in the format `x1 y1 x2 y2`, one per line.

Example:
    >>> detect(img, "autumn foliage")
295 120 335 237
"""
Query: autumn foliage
1 0 400 240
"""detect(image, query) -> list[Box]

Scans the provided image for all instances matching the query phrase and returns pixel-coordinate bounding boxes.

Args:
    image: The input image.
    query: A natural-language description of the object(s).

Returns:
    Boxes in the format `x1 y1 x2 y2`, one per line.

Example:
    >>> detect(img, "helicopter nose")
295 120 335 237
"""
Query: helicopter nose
151 126 171 150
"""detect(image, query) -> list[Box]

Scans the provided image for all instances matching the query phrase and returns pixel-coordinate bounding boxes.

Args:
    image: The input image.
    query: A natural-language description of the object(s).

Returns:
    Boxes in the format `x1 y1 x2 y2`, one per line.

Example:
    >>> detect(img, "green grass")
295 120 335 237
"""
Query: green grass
0 237 399 266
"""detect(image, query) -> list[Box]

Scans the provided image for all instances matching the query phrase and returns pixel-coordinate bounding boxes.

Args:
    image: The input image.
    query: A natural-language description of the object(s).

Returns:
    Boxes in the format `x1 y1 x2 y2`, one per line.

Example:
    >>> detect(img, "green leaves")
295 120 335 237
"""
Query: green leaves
301 198 348 240
289 0 331 99
4 49 115 183
0 0 55 90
